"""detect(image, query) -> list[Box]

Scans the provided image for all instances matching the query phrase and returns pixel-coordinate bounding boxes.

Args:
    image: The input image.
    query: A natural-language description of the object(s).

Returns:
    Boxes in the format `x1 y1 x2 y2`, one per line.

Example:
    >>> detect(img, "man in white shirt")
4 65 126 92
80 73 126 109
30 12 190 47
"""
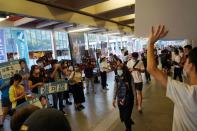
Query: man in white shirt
127 52 145 113
147 25 197 131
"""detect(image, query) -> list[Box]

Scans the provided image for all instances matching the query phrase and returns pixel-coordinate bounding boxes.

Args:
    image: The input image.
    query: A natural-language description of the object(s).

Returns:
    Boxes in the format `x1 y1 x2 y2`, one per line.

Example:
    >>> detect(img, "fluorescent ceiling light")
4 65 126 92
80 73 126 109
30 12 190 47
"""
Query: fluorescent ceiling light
68 27 93 33
0 16 9 22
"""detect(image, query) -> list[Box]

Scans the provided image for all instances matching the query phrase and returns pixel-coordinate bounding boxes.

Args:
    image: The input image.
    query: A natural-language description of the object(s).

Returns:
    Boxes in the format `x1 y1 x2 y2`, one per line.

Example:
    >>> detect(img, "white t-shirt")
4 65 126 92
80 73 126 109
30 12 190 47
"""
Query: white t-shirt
166 77 197 131
127 59 144 83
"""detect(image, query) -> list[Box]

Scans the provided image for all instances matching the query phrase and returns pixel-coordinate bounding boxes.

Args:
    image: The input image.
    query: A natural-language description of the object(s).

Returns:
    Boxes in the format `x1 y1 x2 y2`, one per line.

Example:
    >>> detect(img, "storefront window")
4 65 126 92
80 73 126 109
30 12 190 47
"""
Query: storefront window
55 31 71 61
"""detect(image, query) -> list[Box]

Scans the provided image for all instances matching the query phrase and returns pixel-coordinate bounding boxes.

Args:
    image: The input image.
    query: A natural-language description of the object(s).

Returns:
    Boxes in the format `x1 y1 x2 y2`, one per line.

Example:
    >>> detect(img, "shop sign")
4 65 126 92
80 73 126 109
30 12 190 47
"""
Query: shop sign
39 80 68 95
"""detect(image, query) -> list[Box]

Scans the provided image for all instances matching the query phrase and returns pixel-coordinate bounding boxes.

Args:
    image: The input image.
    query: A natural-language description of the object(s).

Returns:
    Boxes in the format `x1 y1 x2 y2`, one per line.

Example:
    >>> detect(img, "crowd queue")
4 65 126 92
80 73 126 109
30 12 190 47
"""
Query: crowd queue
0 26 197 131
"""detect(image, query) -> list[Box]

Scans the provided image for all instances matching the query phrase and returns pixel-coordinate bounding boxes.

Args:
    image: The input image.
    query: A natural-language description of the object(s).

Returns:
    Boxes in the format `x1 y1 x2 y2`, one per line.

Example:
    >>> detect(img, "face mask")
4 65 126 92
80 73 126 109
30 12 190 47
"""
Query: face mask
117 69 123 76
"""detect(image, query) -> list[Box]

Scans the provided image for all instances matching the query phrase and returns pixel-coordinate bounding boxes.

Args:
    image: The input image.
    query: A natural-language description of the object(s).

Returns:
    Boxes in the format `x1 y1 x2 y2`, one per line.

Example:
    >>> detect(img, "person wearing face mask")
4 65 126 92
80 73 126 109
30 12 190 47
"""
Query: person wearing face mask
19 59 30 92
127 52 145 113
113 62 134 131
9 74 26 110
28 65 44 94
68 65 85 111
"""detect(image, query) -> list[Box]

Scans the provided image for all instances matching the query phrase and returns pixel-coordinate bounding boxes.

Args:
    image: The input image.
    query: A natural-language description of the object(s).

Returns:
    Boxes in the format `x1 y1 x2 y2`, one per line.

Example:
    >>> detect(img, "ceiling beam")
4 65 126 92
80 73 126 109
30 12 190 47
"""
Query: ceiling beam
0 0 132 32
13 17 36 26
111 14 135 22
97 5 135 19
81 0 135 14
53 23 74 29
119 19 135 25
36 21 59 28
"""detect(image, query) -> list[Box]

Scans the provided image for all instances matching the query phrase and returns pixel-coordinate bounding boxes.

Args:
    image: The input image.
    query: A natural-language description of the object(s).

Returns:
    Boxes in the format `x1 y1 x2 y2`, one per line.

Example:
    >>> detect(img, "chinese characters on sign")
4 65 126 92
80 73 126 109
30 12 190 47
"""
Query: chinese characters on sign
39 81 68 95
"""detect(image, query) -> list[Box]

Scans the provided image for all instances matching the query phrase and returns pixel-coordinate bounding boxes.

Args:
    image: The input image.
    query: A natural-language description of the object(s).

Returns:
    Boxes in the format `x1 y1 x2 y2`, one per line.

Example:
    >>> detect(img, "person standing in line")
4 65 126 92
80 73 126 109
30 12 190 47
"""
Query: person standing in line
141 52 151 83
173 49 183 82
84 59 95 94
147 25 197 131
127 52 145 113
99 57 110 92
113 61 134 131
61 60 72 105
68 65 85 111
48 60 65 114
28 65 44 94
19 59 30 92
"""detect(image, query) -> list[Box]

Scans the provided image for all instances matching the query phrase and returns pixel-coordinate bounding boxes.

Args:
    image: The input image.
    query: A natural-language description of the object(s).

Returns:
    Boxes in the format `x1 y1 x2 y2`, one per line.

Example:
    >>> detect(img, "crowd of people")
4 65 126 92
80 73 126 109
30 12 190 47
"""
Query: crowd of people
0 25 197 131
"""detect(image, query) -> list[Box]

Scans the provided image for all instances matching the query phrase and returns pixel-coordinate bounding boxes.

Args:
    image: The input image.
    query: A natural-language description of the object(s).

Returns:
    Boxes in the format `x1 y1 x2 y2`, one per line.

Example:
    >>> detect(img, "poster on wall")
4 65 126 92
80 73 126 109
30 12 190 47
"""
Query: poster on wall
0 59 21 85
13 30 29 65
0 30 7 63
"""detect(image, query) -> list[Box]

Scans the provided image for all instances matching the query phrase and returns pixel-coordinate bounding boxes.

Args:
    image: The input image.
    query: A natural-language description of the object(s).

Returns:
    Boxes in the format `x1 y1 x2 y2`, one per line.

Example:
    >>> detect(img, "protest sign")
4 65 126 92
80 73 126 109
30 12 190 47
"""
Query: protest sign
39 80 68 95
0 60 21 85
16 97 42 109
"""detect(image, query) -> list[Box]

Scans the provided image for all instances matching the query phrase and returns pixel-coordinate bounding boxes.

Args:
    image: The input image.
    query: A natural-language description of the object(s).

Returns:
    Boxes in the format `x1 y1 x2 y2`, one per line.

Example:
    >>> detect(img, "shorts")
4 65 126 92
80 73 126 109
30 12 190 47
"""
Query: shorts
134 82 143 91
1 97 11 107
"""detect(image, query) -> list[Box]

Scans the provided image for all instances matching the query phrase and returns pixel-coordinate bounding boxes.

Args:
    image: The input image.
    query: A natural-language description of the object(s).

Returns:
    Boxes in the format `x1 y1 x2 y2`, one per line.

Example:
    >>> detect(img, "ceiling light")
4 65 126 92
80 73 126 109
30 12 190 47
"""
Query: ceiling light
68 27 94 33
106 32 122 36
0 15 9 22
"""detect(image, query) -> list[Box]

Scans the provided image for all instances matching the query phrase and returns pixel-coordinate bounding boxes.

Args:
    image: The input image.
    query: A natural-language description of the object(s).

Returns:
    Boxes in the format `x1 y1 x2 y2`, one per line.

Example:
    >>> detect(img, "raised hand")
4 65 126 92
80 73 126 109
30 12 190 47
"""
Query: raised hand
148 25 168 45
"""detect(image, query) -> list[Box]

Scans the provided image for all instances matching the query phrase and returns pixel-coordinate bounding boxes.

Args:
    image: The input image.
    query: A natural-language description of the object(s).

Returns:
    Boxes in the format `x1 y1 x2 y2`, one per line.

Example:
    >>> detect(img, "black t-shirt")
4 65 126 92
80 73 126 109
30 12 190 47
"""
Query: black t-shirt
29 75 43 94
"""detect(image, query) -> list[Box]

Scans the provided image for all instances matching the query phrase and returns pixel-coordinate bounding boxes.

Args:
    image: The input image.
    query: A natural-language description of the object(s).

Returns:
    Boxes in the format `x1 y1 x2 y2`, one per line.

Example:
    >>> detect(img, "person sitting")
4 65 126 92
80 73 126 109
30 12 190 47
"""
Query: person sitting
147 25 197 131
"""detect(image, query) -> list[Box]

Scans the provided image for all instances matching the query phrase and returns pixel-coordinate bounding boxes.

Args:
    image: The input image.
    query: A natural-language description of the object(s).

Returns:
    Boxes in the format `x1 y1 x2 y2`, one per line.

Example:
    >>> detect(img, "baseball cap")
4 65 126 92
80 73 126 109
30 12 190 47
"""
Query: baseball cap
20 108 71 131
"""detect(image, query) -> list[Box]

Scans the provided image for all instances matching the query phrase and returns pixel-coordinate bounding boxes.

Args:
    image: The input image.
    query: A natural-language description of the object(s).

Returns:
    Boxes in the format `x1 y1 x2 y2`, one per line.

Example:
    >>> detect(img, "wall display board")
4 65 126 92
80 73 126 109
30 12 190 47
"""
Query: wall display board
0 59 21 85
135 0 197 40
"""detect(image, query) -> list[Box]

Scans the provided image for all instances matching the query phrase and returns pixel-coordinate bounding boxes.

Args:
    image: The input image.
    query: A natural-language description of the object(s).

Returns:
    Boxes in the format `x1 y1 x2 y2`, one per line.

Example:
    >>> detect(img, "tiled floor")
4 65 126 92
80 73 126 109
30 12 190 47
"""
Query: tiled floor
2 72 174 131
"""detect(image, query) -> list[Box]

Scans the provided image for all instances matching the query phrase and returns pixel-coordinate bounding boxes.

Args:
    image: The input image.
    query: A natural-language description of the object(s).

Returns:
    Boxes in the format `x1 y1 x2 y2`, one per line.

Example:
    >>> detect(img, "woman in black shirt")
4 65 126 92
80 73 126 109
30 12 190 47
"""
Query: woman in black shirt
29 65 44 94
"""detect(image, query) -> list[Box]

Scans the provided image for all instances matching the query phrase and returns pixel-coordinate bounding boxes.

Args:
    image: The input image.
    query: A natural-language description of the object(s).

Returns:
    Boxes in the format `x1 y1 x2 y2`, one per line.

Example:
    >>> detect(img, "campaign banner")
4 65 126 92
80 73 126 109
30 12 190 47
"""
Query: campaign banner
39 80 68 95
0 30 6 63
14 30 29 65
0 59 21 85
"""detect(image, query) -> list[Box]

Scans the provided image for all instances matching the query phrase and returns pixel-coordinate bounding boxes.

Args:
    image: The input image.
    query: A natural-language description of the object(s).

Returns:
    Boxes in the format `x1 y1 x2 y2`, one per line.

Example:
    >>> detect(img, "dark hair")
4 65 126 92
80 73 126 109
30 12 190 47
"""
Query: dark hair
39 95 47 101
19 59 26 65
124 50 128 56
10 105 40 131
179 47 184 52
100 57 105 63
30 65 39 77
10 74 22 86
174 49 179 55
184 45 192 50
188 47 197 73
132 52 139 58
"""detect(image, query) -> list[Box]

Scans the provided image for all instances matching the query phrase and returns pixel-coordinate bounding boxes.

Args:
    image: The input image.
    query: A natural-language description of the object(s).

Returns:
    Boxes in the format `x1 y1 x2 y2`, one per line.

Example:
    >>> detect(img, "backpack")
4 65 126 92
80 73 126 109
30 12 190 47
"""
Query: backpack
117 80 128 106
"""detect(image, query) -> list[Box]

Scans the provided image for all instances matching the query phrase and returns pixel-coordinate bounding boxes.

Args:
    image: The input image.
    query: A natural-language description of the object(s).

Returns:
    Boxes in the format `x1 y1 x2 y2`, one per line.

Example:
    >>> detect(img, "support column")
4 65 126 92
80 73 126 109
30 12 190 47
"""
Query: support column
51 30 57 59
